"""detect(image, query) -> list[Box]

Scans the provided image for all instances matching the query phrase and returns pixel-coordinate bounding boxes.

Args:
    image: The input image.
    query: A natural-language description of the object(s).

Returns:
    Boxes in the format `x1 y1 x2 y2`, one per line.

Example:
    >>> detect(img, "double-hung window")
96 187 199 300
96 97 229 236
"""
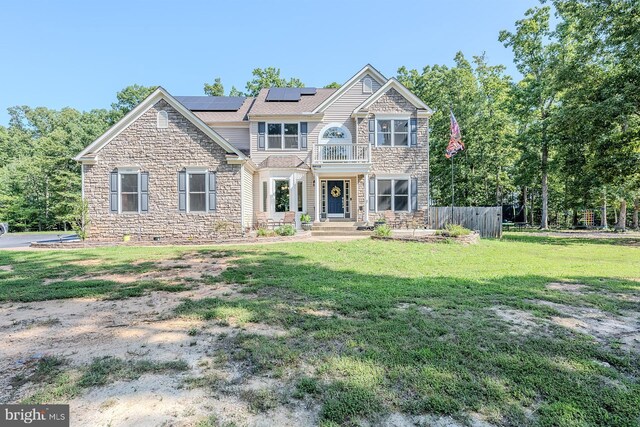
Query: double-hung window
178 169 216 213
110 169 148 214
376 118 409 147
120 173 139 212
188 173 207 212
267 123 299 149
376 178 410 212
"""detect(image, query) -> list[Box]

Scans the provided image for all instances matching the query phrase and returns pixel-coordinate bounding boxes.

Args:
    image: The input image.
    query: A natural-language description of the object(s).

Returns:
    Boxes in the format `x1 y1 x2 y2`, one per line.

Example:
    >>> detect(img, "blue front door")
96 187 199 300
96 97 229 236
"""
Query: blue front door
327 180 344 215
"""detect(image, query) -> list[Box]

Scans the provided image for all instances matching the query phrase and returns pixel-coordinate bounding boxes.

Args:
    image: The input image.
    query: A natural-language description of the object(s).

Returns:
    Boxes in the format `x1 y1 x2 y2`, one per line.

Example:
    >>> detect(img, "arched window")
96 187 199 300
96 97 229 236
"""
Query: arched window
157 110 168 129
318 123 352 144
362 77 373 94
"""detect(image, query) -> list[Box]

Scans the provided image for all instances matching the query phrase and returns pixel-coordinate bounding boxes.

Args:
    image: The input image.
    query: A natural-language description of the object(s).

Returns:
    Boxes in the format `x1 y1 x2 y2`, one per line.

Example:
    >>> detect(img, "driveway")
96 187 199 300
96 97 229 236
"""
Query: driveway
0 233 79 249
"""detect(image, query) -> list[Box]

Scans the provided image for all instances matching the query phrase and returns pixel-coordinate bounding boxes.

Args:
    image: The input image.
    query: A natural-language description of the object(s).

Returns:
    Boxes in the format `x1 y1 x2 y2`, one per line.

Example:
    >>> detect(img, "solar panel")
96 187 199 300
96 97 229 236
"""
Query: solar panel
265 87 318 102
174 96 245 111
265 88 290 101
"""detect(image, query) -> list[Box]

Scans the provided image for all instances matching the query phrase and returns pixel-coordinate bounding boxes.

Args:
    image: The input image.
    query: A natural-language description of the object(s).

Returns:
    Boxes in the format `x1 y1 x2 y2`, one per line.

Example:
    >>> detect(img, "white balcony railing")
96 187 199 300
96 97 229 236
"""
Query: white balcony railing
312 143 371 164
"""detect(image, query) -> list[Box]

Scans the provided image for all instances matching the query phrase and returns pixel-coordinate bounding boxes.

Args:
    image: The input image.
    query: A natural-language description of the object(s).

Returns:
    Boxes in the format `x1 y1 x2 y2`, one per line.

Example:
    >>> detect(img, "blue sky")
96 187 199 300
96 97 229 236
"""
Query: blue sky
0 0 541 125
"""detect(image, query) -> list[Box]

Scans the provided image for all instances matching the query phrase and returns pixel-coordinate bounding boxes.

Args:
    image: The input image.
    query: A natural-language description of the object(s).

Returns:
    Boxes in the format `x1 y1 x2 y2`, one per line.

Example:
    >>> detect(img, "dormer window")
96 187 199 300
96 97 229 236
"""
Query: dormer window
363 77 373 94
157 110 168 129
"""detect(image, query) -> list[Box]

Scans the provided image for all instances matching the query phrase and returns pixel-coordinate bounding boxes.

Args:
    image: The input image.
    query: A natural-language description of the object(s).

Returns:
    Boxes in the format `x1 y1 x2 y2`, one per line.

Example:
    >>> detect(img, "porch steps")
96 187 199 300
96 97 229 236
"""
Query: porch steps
310 221 371 237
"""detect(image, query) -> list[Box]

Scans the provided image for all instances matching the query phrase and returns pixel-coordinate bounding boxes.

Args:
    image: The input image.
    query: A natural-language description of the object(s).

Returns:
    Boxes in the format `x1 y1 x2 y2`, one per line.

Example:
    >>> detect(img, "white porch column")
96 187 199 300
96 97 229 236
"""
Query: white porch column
364 173 370 223
314 173 320 223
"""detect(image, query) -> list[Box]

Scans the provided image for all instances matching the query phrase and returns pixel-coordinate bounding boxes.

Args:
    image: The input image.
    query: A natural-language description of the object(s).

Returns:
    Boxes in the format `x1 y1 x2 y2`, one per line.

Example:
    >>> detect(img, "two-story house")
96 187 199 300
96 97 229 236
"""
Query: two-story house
74 65 433 240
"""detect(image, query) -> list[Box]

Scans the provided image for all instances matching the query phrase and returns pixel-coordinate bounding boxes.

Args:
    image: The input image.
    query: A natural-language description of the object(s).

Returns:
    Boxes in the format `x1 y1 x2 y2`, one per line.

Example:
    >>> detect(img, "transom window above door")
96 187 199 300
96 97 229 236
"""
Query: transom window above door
318 123 352 144
267 123 299 149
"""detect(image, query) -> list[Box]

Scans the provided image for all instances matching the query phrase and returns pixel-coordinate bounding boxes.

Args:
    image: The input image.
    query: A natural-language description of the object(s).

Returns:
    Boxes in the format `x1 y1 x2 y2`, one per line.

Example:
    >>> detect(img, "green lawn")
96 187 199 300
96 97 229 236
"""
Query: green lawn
1 236 639 426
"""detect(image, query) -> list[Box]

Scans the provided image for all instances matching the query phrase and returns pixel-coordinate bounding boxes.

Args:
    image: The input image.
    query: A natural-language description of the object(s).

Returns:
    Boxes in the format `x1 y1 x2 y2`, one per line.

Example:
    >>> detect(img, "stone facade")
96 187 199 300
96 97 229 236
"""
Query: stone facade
355 88 430 223
84 100 243 241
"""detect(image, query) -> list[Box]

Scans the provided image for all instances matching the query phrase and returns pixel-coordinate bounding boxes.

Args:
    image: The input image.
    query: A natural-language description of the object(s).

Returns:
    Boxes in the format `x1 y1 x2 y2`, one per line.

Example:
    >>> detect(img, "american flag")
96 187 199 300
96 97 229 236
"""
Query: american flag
445 109 464 159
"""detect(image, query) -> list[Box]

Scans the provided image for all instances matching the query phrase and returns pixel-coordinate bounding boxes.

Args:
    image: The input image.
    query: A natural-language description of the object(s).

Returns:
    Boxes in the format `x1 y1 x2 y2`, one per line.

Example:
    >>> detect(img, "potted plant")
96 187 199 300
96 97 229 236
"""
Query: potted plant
374 214 386 228
300 213 312 231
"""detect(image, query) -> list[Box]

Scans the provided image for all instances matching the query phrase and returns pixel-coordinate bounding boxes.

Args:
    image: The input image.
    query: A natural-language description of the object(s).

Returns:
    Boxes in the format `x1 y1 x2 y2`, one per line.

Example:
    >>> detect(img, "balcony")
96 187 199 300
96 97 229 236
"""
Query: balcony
312 143 371 165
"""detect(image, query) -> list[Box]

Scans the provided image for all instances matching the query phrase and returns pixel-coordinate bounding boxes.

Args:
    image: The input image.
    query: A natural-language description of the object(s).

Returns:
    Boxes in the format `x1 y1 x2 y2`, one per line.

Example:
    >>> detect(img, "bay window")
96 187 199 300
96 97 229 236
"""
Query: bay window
275 180 290 212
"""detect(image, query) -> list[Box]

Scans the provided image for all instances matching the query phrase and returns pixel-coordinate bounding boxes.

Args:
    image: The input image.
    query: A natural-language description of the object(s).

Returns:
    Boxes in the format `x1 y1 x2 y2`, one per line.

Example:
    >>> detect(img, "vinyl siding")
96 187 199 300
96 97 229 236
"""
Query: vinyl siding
241 165 254 228
248 121 320 166
322 74 383 143
212 127 250 152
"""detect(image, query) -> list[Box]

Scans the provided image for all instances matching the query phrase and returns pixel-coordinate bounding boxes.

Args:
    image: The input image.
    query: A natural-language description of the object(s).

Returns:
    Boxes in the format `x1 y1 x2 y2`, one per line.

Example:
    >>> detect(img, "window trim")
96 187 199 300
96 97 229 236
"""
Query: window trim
118 169 141 214
296 180 305 213
157 110 169 129
375 116 410 147
362 77 373 94
272 177 292 213
266 122 300 150
318 122 352 145
184 167 209 213
375 177 412 212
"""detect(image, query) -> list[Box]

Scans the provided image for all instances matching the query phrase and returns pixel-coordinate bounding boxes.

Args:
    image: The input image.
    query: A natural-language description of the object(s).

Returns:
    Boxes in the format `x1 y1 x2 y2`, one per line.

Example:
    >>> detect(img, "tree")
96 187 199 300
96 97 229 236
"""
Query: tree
203 77 224 96
110 84 158 123
324 82 341 89
550 0 640 228
500 6 561 229
397 52 518 208
244 67 304 97
229 86 244 97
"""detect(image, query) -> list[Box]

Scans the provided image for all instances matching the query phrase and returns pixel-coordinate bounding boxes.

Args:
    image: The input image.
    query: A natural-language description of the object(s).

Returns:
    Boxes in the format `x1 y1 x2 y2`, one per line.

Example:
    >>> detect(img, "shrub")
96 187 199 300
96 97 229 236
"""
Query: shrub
435 224 472 237
300 213 311 223
373 224 392 237
256 227 275 237
275 224 296 236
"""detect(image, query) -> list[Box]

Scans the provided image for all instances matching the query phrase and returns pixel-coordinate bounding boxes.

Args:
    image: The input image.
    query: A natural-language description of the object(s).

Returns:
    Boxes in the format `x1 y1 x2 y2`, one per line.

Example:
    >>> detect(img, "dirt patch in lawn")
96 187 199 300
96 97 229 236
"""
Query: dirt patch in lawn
48 252 234 286
492 307 542 335
546 282 588 292
0 253 309 425
0 265 13 272
532 300 640 353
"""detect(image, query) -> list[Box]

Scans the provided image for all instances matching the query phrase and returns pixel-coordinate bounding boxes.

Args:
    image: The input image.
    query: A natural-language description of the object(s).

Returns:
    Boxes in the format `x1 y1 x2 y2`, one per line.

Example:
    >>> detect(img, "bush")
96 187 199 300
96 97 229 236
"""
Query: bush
435 224 472 237
373 224 392 237
275 224 296 236
256 227 275 237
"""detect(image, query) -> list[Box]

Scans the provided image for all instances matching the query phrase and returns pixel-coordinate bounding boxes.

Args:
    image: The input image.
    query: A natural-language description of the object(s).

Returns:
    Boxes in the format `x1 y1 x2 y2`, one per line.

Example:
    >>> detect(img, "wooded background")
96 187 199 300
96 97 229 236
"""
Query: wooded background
0 0 637 231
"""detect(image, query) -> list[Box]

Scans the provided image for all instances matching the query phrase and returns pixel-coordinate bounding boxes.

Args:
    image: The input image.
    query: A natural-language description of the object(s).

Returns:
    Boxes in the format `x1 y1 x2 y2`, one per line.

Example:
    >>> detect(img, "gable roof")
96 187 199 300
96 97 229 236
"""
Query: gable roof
351 78 434 116
74 87 247 162
311 64 388 114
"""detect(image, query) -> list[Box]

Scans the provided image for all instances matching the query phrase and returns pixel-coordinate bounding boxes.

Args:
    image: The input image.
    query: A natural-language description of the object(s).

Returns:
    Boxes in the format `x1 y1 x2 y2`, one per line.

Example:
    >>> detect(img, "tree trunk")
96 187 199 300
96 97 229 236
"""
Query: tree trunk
540 143 549 229
523 186 528 223
633 197 639 230
615 199 627 231
531 192 535 225
602 189 608 228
